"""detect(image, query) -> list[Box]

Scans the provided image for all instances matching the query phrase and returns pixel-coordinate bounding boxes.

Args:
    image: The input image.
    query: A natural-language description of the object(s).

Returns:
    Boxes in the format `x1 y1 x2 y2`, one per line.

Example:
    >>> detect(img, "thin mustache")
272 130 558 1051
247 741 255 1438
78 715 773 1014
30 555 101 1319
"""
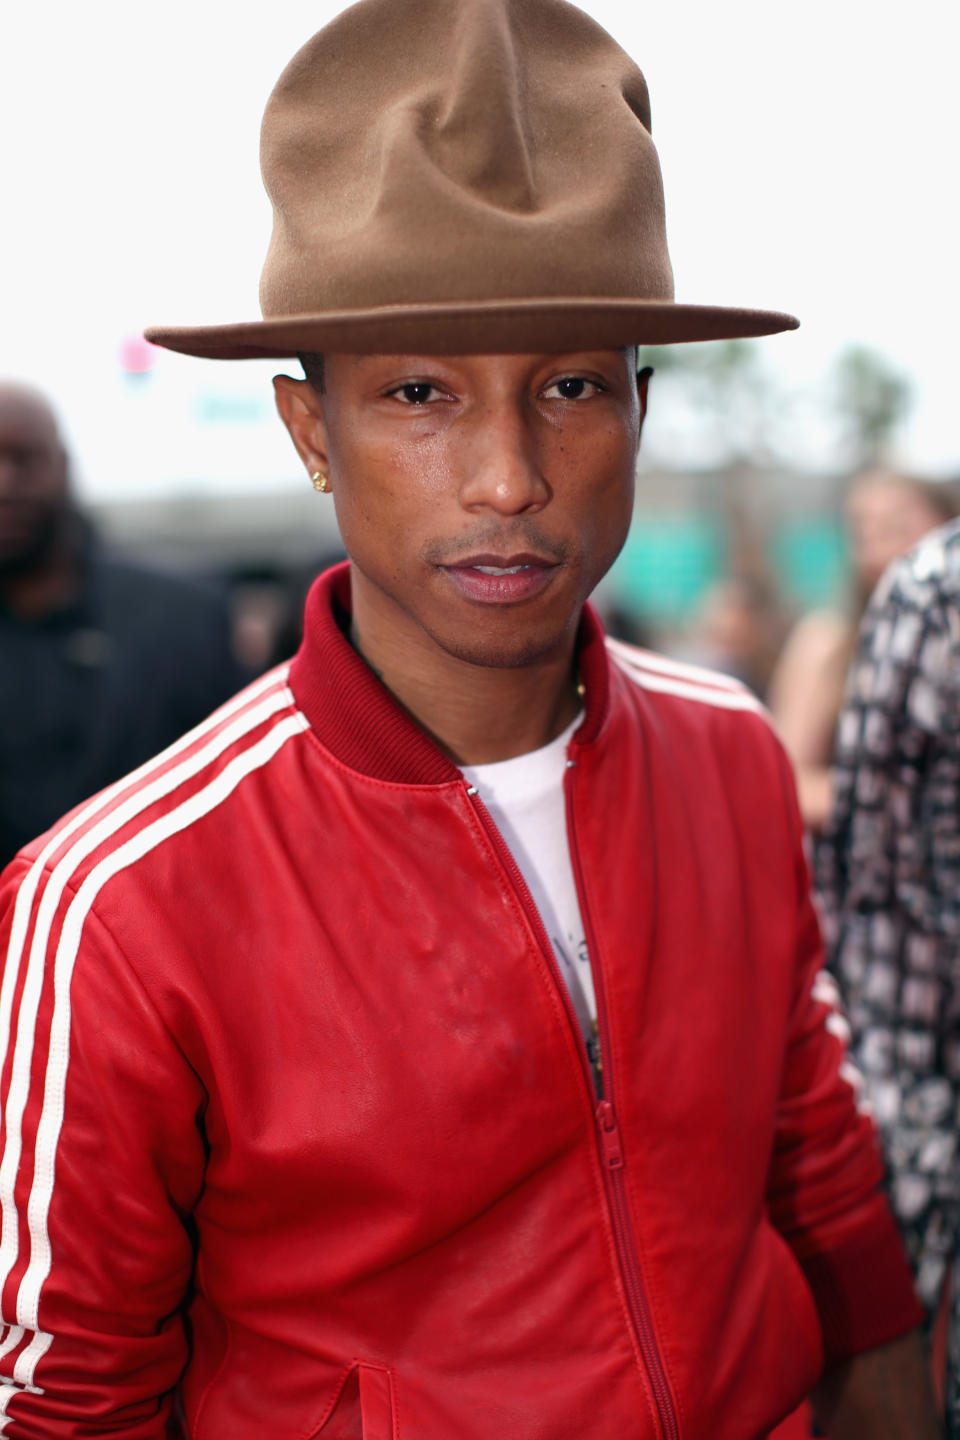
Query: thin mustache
423 526 570 568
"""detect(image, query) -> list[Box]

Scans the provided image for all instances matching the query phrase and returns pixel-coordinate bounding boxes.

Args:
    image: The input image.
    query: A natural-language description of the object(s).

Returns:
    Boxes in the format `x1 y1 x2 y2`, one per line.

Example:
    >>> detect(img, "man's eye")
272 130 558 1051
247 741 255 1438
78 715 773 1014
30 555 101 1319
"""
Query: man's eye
390 382 439 405
543 376 602 400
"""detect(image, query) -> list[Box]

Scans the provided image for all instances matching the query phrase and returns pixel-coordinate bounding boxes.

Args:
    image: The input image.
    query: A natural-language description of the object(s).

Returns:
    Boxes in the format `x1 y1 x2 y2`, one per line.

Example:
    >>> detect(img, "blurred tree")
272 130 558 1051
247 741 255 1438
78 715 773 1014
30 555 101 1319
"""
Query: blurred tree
637 340 777 465
635 341 784 622
636 339 914 476
829 345 913 468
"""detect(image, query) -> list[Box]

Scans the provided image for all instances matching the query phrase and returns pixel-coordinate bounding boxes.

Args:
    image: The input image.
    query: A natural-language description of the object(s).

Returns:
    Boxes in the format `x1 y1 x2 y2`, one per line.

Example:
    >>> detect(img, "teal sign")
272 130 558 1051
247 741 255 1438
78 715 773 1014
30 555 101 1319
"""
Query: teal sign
608 516 722 621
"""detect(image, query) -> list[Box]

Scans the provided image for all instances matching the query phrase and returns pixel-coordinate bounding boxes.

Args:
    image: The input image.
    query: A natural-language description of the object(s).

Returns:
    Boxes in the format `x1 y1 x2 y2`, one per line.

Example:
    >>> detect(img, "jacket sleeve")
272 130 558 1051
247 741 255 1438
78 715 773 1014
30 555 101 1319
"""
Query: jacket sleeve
764 743 924 1367
0 855 206 1437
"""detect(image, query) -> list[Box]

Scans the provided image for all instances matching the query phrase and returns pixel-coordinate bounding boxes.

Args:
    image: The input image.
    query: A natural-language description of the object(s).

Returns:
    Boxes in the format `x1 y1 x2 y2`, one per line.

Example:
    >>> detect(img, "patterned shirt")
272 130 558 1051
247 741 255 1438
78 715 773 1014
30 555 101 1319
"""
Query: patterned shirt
816 518 960 1425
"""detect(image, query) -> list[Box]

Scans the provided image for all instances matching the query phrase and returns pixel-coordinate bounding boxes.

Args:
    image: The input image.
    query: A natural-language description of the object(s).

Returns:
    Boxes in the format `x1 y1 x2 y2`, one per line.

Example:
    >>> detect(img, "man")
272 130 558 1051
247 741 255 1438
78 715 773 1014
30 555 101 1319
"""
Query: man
818 516 960 1426
0 1 938 1434
0 381 247 865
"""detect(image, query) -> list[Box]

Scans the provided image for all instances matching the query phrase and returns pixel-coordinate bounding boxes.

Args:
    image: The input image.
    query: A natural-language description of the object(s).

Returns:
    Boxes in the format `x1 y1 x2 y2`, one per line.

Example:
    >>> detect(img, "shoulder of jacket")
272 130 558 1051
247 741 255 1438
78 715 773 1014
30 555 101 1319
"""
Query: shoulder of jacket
605 636 768 721
13 665 306 906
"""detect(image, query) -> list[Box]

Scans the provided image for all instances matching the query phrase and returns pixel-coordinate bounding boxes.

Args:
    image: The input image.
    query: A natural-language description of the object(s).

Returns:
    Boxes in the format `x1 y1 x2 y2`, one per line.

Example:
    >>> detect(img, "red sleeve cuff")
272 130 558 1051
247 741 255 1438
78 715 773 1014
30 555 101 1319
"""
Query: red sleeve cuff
798 1205 926 1367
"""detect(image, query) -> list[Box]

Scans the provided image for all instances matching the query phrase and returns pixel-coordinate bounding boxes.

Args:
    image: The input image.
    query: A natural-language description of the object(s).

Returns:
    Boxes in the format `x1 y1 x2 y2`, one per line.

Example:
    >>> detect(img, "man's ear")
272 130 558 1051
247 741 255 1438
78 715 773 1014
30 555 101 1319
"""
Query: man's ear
272 375 330 478
636 365 653 437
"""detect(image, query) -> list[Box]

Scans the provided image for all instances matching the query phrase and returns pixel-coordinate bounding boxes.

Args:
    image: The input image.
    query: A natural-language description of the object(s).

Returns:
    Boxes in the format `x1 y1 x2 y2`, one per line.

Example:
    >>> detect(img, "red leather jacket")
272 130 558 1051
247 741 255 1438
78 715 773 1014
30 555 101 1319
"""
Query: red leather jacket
0 564 920 1438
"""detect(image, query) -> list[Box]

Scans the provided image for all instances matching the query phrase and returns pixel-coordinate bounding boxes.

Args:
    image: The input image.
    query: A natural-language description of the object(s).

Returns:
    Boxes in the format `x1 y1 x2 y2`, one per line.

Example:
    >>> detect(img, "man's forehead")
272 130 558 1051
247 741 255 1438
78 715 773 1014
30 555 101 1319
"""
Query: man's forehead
330 347 638 370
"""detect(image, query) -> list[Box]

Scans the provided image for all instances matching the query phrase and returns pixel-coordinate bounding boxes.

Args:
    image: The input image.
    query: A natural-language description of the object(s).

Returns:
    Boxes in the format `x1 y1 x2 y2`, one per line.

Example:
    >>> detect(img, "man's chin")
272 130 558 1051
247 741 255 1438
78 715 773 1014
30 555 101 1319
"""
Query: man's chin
428 618 581 672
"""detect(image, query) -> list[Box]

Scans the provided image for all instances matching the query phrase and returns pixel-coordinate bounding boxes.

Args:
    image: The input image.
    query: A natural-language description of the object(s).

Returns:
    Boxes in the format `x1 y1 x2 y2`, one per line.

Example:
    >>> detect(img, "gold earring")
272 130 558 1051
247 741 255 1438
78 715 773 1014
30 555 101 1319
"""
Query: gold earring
311 470 330 493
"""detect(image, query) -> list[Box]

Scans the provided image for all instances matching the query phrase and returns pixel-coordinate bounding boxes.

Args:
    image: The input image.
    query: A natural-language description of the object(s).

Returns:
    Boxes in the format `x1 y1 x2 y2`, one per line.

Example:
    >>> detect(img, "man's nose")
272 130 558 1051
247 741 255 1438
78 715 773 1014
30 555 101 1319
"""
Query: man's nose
457 401 550 515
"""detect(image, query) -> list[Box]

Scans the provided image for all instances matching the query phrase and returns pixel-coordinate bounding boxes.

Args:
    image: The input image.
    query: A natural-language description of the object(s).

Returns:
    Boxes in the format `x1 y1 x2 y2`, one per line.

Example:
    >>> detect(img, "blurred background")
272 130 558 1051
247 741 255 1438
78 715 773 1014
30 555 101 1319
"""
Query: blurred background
1 0 957 695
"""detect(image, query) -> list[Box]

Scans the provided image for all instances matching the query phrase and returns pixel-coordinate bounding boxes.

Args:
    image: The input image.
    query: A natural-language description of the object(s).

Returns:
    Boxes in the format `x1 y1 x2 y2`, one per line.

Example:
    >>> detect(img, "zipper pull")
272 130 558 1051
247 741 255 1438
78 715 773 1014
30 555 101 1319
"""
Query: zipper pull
596 1100 624 1170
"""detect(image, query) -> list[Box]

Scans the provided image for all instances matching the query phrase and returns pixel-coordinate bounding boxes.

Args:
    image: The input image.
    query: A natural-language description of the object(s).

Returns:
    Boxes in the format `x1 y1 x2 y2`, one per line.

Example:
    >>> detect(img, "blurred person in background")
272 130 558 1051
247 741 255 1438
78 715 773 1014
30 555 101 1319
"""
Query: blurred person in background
769 468 956 832
817 518 960 1429
265 545 348 666
678 571 788 701
0 380 248 865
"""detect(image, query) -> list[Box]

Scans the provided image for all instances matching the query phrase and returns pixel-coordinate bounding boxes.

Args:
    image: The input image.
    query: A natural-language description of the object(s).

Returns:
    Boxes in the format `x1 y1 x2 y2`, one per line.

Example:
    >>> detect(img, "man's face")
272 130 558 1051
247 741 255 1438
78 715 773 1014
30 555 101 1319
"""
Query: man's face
277 350 645 669
0 389 69 577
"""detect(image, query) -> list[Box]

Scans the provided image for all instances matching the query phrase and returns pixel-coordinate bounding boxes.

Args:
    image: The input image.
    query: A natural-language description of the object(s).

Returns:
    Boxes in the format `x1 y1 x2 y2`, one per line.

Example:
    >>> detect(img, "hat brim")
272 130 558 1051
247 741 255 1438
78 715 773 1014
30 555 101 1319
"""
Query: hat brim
144 297 798 360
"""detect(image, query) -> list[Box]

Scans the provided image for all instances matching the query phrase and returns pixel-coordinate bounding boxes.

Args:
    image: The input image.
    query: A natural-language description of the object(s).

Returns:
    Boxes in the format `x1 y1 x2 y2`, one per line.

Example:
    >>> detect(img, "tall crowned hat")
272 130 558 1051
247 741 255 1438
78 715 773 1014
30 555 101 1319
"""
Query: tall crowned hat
145 0 797 359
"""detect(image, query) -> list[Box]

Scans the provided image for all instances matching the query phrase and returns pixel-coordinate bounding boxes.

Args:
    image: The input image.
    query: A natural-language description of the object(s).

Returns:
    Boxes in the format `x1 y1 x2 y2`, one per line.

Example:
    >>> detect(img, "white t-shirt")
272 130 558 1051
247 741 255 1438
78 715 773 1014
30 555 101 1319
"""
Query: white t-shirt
460 714 597 1045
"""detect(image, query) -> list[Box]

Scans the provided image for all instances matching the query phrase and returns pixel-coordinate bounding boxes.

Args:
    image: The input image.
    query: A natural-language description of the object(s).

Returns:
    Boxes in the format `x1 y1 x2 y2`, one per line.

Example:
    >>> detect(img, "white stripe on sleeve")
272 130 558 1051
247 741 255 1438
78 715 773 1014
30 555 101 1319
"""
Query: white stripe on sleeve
0 674 298 1401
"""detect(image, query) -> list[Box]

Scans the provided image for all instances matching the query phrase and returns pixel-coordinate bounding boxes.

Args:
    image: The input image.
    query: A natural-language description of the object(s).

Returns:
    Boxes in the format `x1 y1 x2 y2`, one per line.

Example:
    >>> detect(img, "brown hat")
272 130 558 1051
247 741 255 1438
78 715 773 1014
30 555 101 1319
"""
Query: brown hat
145 0 797 360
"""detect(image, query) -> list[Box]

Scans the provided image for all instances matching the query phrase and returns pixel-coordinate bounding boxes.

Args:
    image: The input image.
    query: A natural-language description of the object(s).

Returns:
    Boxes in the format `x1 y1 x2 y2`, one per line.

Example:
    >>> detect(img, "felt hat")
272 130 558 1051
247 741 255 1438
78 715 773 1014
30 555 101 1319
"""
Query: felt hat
145 0 798 360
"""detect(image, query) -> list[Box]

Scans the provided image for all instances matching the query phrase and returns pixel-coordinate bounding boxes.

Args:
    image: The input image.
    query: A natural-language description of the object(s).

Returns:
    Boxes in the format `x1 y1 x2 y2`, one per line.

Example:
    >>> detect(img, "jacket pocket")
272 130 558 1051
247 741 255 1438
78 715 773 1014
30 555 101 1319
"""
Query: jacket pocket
312 1362 398 1440
358 1364 397 1439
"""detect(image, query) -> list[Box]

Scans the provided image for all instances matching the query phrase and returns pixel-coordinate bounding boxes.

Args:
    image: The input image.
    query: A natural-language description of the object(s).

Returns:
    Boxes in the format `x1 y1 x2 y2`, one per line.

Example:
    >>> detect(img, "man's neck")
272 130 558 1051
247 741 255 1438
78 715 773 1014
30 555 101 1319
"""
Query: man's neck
348 585 583 768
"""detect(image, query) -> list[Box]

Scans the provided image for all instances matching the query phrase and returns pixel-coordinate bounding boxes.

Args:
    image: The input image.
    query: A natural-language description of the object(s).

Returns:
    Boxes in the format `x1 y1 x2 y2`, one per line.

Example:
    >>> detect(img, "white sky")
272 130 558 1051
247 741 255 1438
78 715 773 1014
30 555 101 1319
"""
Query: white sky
1 0 957 499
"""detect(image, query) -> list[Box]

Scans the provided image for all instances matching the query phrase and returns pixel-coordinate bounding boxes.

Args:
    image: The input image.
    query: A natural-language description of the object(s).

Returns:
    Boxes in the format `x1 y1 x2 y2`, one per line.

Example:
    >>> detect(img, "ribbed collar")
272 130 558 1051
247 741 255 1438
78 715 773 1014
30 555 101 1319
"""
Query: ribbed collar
289 562 611 785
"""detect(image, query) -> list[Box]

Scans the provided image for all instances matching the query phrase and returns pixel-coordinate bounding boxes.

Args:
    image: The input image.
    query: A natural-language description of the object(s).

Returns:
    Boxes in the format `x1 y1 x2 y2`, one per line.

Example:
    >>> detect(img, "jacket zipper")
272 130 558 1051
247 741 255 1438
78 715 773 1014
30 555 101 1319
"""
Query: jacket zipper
594 1099 679 1440
563 766 680 1440
463 775 680 1440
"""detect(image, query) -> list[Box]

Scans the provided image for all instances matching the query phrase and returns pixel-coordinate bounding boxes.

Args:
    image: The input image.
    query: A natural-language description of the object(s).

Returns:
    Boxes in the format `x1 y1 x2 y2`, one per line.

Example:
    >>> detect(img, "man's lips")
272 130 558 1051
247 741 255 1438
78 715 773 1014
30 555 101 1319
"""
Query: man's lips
438 552 560 604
